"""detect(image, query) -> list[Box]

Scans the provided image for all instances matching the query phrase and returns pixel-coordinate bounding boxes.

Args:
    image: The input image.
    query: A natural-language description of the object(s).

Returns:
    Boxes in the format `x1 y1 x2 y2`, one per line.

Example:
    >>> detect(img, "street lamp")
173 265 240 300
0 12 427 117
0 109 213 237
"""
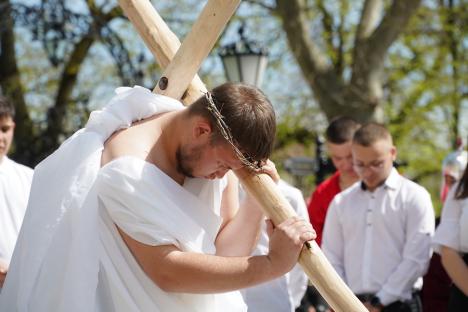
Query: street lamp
219 24 268 87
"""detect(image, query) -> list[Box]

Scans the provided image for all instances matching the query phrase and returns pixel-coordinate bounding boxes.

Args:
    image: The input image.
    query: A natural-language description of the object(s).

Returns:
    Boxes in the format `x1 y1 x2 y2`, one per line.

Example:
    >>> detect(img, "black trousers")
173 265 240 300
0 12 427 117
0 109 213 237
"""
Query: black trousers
381 300 412 312
356 293 421 312
447 253 468 312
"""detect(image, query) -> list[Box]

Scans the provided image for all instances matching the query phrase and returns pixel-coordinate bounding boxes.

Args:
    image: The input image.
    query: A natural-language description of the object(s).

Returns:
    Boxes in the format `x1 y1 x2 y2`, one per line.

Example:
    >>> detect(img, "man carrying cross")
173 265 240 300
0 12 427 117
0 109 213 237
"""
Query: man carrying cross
0 82 315 312
1 0 370 310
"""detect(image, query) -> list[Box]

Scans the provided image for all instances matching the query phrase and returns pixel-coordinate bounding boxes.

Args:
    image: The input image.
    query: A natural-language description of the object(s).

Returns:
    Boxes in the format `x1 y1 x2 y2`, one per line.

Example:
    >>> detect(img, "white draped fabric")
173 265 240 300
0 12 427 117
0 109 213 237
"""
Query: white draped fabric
433 183 468 254
0 86 246 312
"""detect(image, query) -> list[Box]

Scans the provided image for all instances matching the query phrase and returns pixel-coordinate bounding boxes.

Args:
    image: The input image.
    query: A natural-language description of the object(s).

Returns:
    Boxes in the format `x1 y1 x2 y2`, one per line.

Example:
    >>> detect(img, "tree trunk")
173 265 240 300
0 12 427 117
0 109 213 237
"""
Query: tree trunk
42 5 123 158
275 0 422 123
42 34 95 156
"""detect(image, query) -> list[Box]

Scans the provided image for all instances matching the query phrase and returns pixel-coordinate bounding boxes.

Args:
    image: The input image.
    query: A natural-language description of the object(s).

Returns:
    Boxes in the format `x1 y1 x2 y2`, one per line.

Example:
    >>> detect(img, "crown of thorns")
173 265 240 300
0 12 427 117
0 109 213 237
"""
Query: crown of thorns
204 91 261 170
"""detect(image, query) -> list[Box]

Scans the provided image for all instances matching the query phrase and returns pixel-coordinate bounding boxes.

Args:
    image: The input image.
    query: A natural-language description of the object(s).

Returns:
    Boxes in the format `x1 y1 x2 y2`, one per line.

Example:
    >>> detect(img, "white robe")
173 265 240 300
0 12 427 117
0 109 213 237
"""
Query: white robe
0 157 33 266
0 86 246 312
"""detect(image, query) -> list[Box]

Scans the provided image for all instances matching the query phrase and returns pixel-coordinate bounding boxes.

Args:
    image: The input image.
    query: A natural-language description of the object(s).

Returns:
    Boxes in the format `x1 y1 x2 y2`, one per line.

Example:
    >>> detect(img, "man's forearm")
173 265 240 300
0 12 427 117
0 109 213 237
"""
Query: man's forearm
215 195 264 256
152 248 281 293
441 246 468 295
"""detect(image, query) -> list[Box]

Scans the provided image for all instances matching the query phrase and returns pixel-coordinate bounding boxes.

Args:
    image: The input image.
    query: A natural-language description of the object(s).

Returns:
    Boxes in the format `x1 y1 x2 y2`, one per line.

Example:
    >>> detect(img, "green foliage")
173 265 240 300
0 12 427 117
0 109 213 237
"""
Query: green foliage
2 0 466 203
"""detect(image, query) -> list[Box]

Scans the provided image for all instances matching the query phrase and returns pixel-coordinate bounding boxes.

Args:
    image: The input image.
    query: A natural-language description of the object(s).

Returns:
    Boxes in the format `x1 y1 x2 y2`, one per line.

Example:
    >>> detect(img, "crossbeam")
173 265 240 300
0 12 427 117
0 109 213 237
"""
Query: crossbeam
119 1 366 311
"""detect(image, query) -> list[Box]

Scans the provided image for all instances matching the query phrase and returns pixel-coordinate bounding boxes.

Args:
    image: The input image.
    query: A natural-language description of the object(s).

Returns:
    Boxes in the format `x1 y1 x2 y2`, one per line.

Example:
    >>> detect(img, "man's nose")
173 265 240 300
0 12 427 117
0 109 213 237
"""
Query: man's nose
343 160 354 171
360 167 374 178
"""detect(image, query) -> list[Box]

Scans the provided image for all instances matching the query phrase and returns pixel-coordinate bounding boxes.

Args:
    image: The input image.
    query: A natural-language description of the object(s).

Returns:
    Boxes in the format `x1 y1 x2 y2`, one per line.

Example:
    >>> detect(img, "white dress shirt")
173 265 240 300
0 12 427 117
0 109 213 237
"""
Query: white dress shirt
0 156 33 266
433 182 468 253
241 180 309 312
322 168 434 306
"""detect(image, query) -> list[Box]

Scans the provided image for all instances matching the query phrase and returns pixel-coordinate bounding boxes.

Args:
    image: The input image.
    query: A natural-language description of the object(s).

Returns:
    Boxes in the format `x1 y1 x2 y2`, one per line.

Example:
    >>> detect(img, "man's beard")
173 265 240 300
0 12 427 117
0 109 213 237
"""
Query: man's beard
175 142 206 178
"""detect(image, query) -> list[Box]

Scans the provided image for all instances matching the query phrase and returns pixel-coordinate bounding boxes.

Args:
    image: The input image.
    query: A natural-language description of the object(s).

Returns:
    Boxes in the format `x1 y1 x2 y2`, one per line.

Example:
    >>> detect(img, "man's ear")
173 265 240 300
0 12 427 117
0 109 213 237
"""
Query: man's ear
390 145 397 161
192 118 212 139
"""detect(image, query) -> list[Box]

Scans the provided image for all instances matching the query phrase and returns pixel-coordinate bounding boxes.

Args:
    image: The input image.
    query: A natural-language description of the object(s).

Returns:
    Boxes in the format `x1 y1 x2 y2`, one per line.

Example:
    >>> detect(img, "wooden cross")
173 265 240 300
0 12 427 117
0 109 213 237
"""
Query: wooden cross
118 1 366 311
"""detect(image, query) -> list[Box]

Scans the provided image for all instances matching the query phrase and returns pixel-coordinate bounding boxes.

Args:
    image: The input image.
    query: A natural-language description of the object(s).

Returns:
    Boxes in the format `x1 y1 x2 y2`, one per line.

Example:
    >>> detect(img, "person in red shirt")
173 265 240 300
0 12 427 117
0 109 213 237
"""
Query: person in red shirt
307 116 361 246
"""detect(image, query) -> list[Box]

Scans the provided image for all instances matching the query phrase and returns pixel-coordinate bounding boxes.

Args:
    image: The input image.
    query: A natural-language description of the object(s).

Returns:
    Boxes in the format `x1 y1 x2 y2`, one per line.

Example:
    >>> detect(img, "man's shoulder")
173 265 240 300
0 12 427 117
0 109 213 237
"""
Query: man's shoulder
332 182 360 203
278 181 302 199
278 180 306 211
397 175 431 203
315 172 340 194
396 174 429 194
4 157 33 176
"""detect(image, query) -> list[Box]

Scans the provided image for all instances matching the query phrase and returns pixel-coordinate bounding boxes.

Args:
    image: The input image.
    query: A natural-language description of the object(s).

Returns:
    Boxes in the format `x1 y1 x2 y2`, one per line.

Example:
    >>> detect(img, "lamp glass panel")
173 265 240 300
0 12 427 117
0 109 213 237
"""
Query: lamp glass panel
221 55 240 82
255 55 268 87
239 55 261 86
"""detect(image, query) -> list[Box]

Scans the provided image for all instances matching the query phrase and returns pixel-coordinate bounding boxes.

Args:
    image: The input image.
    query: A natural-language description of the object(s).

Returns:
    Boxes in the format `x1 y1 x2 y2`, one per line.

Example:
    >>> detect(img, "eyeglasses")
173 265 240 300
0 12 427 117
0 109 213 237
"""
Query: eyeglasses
353 160 385 172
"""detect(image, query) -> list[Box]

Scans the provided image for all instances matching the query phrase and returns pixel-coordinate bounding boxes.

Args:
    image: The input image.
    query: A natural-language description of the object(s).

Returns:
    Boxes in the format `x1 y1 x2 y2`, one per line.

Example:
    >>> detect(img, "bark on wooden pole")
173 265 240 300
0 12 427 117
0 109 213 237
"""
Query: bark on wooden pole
119 1 366 311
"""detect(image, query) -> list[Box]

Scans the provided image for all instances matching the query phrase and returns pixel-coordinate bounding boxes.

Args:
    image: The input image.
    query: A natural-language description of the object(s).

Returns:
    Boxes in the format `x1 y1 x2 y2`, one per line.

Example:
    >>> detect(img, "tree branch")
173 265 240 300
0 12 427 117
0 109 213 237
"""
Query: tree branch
275 0 330 75
316 0 335 62
335 0 348 75
275 0 346 119
366 0 422 70
43 4 123 154
350 0 422 105
243 0 275 11
355 0 383 41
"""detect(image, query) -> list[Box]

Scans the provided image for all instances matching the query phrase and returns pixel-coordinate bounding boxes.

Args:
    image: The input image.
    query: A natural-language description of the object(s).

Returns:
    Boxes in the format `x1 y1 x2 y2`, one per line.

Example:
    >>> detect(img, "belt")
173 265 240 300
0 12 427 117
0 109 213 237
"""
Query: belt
356 292 422 312
356 293 374 302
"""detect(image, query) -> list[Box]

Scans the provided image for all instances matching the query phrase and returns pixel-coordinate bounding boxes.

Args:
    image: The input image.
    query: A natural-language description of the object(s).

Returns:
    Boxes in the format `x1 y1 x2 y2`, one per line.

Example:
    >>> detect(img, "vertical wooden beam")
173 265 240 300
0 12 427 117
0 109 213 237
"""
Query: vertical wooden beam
119 1 367 311
151 0 240 100
118 0 207 105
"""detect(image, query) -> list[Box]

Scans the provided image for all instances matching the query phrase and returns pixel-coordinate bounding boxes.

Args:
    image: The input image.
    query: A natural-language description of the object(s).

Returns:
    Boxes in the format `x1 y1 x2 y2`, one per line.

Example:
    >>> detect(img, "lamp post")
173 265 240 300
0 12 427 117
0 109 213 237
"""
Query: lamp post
219 24 268 87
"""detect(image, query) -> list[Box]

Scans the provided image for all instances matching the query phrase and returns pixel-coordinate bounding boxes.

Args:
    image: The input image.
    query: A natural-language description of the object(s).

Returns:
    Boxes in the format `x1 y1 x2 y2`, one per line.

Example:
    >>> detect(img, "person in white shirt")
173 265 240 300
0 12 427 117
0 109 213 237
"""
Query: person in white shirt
0 96 33 289
433 165 468 311
241 178 309 312
322 123 434 312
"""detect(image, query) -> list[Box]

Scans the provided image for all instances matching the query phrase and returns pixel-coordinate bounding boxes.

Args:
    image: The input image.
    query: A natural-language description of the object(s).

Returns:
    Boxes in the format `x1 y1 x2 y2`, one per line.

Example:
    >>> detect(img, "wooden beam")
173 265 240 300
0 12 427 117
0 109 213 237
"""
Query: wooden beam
118 0 207 105
119 1 366 311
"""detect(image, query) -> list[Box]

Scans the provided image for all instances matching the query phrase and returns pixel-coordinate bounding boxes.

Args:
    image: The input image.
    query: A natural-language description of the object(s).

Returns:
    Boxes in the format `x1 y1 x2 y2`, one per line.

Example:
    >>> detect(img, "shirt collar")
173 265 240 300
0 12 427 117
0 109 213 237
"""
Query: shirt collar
384 167 400 190
360 167 400 191
0 156 10 173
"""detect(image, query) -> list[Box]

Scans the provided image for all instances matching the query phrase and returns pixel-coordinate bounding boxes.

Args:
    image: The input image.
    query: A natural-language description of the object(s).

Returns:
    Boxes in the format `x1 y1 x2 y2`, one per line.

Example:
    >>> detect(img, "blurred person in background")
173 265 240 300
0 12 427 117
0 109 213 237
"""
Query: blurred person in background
240 165 309 312
421 139 467 312
431 145 468 312
303 116 360 312
0 95 33 289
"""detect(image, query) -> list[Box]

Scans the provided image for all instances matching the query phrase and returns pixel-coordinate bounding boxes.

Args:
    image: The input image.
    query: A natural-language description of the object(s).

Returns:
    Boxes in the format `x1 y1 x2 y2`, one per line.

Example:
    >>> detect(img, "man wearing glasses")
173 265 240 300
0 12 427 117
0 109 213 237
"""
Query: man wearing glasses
322 123 435 312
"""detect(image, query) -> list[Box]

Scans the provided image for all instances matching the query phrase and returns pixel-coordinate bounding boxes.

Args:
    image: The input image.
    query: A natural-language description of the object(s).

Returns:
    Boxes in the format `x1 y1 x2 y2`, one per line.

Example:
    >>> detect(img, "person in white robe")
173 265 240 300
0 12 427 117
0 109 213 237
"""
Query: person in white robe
0 84 315 312
241 179 309 311
0 96 33 290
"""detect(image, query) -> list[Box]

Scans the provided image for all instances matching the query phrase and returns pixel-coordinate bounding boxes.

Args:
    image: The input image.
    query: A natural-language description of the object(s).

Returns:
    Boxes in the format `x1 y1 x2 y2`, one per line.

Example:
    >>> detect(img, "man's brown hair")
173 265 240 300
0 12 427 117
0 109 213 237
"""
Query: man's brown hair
187 82 276 164
326 116 361 144
0 96 15 119
353 122 392 147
